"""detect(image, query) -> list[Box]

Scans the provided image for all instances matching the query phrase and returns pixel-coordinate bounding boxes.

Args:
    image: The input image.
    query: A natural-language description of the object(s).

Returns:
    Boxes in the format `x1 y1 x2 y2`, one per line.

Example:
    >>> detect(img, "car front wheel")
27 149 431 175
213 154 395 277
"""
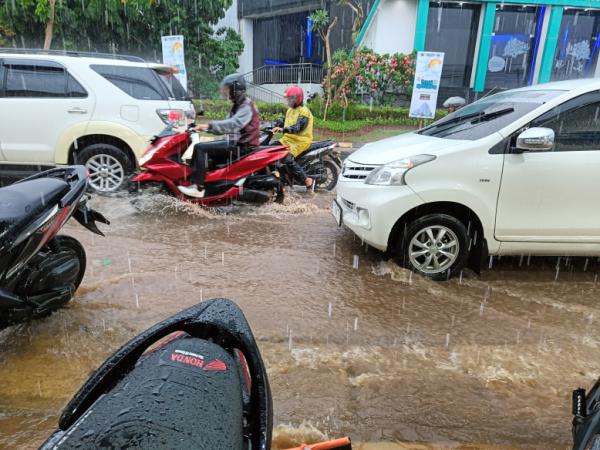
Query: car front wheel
399 214 470 281
77 144 133 193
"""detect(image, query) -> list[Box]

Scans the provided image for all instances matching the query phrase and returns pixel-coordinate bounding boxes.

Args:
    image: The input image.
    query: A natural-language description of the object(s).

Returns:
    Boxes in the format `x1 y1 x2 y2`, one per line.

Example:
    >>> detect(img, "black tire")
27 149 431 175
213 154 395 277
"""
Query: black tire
398 214 470 281
275 185 285 203
319 160 339 191
76 143 133 194
306 160 339 191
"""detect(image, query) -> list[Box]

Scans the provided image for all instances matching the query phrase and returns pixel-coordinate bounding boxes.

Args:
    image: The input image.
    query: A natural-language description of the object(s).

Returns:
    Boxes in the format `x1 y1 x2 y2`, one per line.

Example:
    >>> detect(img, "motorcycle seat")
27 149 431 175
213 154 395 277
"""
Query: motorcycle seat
307 140 335 151
0 178 69 232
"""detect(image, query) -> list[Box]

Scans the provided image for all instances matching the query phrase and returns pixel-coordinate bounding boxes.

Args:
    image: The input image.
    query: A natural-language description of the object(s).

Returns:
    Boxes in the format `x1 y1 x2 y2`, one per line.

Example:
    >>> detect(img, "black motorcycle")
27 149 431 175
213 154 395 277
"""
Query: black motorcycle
261 125 341 191
41 298 351 450
0 166 108 330
572 379 600 449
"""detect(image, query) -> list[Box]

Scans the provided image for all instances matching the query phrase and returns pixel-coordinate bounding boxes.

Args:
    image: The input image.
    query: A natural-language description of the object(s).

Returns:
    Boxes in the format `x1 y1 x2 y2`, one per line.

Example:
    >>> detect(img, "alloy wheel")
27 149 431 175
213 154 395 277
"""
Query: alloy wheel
86 154 125 192
408 225 459 275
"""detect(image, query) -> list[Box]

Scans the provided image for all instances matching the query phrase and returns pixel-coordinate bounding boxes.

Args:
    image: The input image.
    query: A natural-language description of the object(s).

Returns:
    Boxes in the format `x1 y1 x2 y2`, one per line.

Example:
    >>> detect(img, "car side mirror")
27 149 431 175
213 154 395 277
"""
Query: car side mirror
516 127 554 152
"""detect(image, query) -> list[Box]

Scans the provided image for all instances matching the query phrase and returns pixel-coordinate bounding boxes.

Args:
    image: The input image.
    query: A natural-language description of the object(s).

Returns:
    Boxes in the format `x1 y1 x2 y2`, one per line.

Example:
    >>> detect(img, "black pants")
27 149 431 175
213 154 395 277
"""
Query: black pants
190 141 247 186
283 154 309 184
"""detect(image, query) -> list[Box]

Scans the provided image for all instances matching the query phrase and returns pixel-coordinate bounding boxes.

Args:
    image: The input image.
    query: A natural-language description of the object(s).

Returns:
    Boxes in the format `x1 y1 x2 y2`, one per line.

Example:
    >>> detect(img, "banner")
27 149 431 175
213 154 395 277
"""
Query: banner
409 51 445 119
161 35 187 91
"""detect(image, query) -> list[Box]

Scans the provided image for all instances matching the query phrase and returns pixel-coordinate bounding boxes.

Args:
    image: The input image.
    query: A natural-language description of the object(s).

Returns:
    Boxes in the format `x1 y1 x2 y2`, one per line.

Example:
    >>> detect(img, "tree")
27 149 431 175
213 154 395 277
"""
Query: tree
0 22 15 47
32 0 58 49
310 9 338 119
338 0 364 46
0 0 243 98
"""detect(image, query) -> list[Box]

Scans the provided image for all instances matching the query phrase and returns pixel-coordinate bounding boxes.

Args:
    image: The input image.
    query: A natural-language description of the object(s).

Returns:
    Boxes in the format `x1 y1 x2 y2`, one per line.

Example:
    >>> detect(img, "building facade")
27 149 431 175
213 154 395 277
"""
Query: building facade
219 0 373 97
220 0 600 102
360 0 600 101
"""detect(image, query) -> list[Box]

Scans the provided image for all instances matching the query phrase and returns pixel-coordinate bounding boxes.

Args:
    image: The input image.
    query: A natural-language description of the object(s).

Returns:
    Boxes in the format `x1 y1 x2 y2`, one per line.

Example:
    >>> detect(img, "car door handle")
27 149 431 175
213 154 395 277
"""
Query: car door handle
68 107 88 114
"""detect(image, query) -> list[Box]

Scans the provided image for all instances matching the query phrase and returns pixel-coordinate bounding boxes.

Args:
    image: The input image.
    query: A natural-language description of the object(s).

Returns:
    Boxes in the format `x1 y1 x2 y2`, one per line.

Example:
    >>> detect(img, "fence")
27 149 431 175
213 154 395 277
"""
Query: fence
244 63 324 85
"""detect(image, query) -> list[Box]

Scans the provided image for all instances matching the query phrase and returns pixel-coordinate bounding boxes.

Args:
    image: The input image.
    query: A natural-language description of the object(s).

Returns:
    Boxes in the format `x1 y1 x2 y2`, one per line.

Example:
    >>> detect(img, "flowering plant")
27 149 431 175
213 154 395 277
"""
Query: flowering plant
323 49 416 107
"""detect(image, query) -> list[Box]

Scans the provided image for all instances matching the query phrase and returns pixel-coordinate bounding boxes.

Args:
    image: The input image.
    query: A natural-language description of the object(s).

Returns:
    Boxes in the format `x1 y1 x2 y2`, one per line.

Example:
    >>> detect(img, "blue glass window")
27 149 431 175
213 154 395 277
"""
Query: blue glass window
485 5 544 89
551 8 600 81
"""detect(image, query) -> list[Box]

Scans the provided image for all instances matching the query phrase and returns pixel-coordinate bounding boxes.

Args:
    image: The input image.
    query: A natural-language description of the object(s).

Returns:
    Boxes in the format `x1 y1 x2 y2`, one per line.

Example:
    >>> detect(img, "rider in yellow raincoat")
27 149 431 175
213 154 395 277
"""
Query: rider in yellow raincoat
273 86 314 188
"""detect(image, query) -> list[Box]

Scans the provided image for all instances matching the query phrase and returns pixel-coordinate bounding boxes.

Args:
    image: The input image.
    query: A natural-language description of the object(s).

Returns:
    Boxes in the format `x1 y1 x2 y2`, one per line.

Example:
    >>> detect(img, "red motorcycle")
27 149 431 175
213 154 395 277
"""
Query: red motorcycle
131 125 289 206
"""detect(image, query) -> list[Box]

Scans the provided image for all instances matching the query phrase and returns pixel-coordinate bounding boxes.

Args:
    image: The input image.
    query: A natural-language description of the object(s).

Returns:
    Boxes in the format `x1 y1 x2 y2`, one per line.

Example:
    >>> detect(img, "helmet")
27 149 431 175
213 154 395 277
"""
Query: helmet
221 73 247 102
283 86 304 107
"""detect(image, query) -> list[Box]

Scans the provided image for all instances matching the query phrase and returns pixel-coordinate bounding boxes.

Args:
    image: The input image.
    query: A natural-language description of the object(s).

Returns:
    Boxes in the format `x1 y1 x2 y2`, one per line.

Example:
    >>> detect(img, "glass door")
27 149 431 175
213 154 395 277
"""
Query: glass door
425 2 481 89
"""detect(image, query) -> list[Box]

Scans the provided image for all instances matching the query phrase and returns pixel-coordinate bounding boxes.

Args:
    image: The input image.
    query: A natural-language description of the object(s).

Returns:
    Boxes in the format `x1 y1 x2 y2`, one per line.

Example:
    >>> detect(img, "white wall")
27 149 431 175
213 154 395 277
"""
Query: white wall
361 0 417 54
238 18 254 75
214 1 254 75
215 0 239 31
266 83 323 97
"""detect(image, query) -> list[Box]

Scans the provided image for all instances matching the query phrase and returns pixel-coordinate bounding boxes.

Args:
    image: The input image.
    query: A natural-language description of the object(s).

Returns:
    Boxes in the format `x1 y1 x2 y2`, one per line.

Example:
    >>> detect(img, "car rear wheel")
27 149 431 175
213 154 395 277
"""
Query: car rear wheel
77 144 133 193
399 214 469 281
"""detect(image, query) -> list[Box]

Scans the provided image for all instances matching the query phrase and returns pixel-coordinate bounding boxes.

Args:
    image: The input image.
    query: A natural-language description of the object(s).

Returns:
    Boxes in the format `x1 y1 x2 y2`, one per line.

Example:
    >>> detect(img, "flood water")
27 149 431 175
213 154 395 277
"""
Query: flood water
0 190 597 449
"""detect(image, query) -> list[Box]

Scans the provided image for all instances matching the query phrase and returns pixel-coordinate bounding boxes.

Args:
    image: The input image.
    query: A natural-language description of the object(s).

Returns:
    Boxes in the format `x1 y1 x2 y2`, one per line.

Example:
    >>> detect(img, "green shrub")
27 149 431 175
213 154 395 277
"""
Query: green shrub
194 98 447 130
308 96 447 122
194 99 286 121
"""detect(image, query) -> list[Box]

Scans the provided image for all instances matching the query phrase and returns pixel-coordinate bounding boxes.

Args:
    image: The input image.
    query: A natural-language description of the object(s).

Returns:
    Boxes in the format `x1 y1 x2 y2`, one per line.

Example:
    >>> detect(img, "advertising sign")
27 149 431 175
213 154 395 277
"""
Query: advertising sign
409 51 445 119
161 35 187 91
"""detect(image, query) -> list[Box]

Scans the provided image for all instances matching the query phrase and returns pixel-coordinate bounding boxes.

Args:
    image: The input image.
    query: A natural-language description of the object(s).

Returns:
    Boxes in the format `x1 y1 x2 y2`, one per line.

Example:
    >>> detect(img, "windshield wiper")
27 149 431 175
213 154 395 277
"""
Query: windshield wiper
422 106 515 137
470 107 514 123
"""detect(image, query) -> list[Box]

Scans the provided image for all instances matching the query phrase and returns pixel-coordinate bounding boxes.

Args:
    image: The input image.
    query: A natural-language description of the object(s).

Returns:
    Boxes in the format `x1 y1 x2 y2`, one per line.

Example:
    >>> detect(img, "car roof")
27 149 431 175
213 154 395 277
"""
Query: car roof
509 78 600 93
0 51 172 70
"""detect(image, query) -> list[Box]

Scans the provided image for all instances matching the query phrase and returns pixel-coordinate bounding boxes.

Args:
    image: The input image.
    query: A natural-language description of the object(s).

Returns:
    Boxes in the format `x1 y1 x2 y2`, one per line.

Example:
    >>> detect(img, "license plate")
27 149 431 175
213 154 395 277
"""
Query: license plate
331 200 342 227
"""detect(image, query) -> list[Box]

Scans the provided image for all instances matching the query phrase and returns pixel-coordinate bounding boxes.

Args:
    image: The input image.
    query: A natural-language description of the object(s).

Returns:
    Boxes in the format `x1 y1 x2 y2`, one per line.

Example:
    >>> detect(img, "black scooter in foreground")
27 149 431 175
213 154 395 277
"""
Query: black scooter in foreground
0 166 108 330
41 298 351 450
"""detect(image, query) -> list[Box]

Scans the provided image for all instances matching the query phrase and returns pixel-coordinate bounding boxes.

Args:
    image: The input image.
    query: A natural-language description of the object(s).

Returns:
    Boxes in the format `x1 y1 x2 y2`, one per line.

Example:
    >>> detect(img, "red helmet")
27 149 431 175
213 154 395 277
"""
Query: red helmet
283 86 304 107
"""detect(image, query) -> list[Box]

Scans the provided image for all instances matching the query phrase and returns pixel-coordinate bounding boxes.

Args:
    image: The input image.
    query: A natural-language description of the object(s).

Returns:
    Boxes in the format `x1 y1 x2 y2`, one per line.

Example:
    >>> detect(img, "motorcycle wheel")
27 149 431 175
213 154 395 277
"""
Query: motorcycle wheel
311 160 339 191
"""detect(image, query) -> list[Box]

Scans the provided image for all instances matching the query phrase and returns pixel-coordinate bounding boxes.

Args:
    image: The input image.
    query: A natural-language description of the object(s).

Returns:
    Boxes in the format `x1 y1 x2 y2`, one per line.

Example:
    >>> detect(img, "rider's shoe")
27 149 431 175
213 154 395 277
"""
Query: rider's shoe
177 184 206 198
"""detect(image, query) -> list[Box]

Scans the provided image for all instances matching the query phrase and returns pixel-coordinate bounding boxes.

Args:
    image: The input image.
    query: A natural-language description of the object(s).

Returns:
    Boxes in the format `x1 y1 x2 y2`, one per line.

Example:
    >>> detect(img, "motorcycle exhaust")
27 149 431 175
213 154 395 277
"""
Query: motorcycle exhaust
237 189 271 204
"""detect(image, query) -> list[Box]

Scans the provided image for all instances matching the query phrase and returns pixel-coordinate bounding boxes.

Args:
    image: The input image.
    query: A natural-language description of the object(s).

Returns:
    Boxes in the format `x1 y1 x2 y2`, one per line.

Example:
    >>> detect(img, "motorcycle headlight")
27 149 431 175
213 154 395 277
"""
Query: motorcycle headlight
364 155 436 186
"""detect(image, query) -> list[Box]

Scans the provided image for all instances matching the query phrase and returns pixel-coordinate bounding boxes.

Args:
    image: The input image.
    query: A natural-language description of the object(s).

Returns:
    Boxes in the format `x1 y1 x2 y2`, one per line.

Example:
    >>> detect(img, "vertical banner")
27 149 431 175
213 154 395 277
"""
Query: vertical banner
161 35 188 91
409 51 445 119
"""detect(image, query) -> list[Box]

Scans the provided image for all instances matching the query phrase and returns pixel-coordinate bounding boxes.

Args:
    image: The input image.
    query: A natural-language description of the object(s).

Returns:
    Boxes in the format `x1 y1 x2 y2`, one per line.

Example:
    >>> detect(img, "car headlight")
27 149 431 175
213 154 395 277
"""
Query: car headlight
364 155 436 186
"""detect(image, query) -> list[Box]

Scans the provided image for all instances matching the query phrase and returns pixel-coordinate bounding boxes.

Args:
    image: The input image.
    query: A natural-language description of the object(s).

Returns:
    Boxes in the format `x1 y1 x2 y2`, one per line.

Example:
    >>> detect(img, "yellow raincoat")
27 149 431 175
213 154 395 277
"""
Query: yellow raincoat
279 105 313 157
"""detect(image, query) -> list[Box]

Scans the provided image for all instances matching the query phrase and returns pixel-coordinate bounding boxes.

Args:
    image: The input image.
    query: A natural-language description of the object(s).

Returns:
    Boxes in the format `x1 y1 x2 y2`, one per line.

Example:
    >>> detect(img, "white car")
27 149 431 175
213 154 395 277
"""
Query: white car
0 49 195 192
334 79 600 280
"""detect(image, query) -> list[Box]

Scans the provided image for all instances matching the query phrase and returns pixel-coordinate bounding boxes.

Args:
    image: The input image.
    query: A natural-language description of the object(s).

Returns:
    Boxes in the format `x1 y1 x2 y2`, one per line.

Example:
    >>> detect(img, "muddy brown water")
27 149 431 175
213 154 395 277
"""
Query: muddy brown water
0 191 597 449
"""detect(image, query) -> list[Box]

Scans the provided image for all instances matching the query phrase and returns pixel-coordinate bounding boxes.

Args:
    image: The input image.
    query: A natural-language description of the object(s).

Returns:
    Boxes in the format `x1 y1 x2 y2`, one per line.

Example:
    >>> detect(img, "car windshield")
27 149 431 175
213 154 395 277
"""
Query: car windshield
418 90 565 140
155 71 189 101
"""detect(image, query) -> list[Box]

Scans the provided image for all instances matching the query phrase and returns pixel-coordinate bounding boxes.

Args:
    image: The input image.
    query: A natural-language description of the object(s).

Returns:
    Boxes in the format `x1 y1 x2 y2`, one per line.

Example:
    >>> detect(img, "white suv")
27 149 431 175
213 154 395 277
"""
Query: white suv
334 79 600 280
0 49 195 192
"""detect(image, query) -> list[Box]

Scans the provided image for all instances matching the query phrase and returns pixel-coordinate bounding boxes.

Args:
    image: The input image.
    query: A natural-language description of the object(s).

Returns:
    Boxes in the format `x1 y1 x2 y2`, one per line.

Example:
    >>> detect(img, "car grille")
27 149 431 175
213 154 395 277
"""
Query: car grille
341 160 377 180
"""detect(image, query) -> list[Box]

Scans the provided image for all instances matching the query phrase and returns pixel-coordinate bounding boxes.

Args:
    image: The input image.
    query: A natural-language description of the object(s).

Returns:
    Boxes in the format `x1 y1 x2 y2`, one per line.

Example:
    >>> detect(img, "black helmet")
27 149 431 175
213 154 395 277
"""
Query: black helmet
221 73 247 102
